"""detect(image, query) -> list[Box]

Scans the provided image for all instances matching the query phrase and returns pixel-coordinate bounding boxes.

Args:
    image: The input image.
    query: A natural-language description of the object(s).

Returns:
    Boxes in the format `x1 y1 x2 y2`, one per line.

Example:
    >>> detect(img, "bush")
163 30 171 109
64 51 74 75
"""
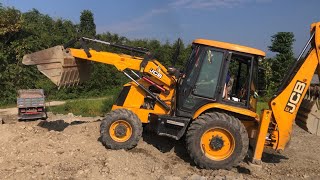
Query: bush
48 98 105 117
101 97 115 115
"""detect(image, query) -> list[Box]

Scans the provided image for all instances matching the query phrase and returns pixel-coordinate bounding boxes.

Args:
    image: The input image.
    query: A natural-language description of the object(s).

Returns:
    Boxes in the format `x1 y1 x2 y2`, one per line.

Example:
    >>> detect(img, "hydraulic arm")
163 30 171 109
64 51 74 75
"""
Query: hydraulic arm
23 37 175 88
252 22 320 163
22 37 177 111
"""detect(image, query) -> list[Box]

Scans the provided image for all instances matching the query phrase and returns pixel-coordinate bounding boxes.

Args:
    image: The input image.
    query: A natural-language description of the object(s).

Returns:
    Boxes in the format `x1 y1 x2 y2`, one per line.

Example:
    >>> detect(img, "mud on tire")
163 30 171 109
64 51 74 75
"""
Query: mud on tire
186 112 249 169
100 109 142 150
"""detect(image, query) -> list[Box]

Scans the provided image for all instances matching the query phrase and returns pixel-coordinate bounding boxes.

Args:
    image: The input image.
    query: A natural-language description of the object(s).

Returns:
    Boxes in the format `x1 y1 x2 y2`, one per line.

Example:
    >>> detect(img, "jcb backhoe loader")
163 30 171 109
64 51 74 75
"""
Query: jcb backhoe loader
22 22 320 169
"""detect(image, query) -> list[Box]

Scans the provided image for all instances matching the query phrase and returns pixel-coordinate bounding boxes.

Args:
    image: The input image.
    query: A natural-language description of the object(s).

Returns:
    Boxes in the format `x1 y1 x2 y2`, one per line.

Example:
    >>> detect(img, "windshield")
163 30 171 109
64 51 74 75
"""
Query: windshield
182 44 224 98
184 45 204 85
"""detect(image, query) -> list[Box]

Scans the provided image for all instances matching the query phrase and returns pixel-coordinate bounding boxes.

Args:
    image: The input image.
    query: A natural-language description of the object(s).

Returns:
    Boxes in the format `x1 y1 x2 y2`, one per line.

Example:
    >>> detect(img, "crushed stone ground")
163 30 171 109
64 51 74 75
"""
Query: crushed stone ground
0 111 320 180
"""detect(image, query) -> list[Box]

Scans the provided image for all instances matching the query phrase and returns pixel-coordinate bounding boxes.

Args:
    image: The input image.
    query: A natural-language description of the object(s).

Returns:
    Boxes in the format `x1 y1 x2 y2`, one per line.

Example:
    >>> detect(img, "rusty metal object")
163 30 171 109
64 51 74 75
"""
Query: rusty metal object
22 46 92 87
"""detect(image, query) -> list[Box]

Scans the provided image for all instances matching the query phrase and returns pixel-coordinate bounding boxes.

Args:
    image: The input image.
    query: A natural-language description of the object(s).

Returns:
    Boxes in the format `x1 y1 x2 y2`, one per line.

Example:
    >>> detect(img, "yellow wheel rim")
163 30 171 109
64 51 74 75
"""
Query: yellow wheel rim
109 120 132 142
200 127 235 161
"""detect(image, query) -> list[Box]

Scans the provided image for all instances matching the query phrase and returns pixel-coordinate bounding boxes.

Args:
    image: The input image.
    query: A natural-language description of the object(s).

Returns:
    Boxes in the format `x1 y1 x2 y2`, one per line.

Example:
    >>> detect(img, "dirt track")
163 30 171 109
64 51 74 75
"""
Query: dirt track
1 111 320 179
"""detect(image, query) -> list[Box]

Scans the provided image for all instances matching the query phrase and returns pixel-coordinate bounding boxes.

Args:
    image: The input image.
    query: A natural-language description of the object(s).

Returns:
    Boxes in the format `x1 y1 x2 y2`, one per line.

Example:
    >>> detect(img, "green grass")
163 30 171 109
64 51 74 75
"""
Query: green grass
256 101 269 116
46 94 270 117
0 103 16 108
48 97 115 117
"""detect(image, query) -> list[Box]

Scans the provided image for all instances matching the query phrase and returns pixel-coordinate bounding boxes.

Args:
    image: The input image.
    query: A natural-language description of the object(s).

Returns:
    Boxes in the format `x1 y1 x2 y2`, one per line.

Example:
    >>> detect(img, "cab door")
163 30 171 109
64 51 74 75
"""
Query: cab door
176 45 225 117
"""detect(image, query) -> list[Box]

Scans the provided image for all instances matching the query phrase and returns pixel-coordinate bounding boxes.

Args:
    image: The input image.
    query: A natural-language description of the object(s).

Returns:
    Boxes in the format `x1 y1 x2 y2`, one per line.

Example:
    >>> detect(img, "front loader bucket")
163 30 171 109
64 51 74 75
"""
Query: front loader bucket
23 46 91 87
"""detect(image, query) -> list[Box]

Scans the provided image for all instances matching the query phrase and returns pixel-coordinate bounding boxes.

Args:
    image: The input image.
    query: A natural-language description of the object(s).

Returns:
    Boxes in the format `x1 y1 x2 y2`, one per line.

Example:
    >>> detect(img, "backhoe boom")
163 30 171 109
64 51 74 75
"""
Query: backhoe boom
252 22 320 163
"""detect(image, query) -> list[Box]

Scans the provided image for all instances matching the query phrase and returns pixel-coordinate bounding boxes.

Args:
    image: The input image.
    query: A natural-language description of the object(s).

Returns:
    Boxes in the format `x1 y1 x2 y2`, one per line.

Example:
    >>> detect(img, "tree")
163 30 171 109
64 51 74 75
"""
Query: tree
79 10 96 37
0 5 196 105
172 38 191 69
0 6 24 103
0 7 80 104
267 32 295 95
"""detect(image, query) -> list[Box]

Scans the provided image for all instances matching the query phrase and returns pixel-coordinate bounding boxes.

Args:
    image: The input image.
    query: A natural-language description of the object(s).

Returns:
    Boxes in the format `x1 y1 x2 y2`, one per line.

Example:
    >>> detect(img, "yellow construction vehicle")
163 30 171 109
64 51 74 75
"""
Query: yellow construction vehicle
22 22 320 169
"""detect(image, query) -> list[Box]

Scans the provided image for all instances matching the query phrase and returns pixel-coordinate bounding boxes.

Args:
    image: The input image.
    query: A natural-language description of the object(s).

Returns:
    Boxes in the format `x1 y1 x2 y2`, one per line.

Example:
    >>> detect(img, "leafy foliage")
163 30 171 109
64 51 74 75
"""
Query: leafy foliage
266 32 295 96
0 6 295 106
0 7 191 105
79 10 96 37
269 32 295 54
48 98 110 117
0 7 78 105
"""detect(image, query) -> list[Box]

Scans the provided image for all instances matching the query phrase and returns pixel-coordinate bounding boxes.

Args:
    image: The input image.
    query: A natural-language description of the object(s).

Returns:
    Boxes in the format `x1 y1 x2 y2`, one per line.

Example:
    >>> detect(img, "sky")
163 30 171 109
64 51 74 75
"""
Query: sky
2 0 320 57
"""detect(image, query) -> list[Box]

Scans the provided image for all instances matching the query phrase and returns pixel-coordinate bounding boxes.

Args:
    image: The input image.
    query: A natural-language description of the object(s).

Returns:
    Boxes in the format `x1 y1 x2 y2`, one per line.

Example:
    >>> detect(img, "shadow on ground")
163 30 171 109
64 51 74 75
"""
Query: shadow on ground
142 130 262 174
236 166 251 174
261 151 288 163
38 119 100 131
141 130 195 167
98 125 264 174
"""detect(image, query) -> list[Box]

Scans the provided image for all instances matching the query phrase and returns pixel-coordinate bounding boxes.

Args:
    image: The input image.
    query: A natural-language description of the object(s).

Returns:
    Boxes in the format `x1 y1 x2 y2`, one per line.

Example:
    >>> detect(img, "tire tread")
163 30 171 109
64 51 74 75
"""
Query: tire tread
186 111 249 169
100 109 142 150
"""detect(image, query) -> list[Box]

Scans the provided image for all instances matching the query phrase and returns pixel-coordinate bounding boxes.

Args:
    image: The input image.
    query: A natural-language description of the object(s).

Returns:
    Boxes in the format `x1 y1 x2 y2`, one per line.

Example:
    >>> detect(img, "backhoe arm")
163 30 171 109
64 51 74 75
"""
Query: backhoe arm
252 22 320 163
270 22 320 150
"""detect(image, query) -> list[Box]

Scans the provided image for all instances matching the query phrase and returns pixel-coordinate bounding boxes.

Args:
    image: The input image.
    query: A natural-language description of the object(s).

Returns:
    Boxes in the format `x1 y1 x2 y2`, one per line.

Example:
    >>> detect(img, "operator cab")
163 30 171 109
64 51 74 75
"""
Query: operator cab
176 39 265 118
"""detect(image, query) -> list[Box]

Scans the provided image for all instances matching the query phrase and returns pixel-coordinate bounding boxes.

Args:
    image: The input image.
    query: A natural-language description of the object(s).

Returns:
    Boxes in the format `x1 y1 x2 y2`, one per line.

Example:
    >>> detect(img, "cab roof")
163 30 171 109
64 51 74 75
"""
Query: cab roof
193 39 266 57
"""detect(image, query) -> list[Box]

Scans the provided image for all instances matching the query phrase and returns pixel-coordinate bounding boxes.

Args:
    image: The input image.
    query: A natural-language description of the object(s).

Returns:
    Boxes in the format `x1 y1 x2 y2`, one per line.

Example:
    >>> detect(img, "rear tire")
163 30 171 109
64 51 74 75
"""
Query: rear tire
186 112 248 169
100 109 142 150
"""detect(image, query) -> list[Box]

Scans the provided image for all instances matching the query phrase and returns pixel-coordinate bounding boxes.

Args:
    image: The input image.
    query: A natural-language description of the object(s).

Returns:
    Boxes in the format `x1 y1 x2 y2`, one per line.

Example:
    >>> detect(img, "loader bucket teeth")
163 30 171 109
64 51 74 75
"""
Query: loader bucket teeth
22 45 92 87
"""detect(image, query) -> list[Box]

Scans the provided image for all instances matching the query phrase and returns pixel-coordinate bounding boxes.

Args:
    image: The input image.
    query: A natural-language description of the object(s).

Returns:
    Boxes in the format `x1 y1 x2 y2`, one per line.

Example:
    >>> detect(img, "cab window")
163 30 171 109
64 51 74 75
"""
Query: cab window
223 54 252 106
193 49 224 98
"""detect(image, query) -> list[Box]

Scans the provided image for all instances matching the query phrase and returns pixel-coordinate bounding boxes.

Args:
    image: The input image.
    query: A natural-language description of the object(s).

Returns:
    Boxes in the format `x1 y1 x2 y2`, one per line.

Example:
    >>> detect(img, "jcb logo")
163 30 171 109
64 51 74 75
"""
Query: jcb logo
284 81 306 113
149 68 163 79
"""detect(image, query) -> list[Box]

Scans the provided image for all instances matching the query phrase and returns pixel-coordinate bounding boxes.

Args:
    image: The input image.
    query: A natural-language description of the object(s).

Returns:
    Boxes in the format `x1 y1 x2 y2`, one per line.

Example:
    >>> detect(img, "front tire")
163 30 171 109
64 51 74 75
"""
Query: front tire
186 112 248 169
100 109 142 150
